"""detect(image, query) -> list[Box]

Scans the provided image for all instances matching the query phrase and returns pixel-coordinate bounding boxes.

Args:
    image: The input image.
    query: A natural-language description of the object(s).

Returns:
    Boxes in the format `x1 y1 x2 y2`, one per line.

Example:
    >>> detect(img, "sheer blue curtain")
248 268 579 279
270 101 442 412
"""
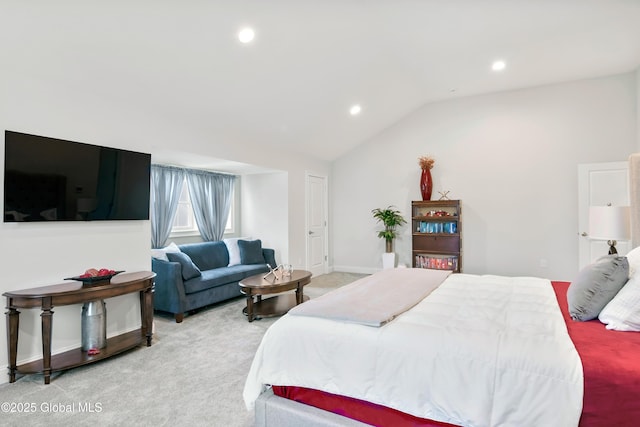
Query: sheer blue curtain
150 165 185 248
186 170 235 241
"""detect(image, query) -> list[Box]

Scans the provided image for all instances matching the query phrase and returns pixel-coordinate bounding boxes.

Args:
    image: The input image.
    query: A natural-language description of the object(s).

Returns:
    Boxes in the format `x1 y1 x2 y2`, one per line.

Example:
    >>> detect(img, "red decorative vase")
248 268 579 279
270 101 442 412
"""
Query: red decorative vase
420 168 432 201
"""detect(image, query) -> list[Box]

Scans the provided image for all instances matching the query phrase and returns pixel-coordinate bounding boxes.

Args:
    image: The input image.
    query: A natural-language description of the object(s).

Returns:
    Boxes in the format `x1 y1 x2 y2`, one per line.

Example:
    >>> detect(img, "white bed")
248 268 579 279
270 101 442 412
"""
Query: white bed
243 269 583 427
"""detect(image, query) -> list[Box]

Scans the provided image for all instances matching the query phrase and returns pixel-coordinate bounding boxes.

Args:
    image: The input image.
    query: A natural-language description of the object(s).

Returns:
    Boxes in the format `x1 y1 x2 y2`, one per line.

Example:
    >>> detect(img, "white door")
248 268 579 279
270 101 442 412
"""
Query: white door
306 173 328 277
578 161 629 269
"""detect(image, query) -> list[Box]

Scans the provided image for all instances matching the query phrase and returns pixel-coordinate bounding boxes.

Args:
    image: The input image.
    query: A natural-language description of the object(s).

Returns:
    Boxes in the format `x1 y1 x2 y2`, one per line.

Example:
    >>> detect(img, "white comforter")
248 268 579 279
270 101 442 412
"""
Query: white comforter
243 272 584 427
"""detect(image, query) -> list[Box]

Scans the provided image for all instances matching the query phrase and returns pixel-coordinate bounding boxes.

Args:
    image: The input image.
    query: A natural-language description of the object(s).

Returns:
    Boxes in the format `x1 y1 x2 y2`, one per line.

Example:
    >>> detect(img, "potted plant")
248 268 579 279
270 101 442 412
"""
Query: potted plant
372 206 407 268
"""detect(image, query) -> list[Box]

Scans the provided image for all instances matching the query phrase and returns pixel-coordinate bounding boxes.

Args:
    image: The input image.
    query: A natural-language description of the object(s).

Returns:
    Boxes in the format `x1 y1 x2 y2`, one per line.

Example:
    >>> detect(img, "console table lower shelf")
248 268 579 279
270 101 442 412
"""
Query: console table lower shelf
15 330 146 377
3 271 155 384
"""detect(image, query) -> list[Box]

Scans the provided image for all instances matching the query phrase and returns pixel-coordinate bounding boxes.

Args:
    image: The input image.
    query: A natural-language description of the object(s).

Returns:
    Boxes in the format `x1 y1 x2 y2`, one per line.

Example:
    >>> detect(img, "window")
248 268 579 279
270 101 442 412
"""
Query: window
170 179 235 236
225 192 235 233
171 179 198 235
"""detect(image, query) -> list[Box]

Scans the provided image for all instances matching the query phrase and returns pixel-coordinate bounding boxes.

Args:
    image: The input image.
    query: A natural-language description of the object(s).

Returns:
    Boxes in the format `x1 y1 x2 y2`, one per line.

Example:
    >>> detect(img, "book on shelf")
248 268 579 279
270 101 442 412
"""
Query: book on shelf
417 221 457 234
415 254 458 271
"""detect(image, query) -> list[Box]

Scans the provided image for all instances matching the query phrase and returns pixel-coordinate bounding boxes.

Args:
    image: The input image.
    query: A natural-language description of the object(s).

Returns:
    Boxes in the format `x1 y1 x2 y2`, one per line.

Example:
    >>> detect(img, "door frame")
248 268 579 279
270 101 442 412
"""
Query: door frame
305 171 329 276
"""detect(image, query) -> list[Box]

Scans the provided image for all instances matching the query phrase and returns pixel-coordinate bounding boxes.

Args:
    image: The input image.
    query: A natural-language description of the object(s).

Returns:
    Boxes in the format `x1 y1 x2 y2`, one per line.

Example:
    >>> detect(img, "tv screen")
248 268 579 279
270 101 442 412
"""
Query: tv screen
4 130 151 222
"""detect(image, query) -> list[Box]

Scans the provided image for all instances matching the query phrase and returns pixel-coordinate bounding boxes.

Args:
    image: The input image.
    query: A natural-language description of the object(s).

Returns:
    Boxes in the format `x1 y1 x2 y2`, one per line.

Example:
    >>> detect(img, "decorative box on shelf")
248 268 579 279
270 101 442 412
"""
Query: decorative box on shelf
412 200 462 272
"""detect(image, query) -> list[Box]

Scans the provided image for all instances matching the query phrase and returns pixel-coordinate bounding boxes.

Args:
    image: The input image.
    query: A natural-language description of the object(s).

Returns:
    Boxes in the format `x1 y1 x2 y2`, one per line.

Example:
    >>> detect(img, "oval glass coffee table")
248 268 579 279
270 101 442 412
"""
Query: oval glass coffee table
239 270 312 322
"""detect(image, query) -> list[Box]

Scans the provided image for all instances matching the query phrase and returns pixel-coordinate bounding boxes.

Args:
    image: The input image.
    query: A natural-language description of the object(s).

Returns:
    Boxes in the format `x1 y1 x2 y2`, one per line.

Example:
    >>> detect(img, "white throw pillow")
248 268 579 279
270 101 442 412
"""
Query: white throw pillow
598 273 640 331
151 242 181 261
224 237 251 266
625 245 640 278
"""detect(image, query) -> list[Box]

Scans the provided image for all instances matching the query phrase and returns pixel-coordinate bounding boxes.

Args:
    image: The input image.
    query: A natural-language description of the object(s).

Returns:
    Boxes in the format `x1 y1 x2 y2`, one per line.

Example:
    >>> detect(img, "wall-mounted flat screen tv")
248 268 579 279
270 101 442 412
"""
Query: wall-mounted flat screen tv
4 130 151 222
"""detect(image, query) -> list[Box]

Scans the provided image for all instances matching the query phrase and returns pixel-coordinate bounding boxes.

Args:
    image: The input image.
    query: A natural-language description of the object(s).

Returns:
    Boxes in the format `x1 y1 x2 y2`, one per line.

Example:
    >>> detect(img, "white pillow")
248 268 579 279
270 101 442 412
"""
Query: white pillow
626 245 640 278
224 237 251 266
151 242 181 261
598 274 640 331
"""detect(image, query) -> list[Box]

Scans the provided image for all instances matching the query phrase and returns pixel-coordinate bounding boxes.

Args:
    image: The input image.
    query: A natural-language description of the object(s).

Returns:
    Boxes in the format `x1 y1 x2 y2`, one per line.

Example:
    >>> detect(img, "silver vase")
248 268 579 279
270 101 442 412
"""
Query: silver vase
81 300 107 351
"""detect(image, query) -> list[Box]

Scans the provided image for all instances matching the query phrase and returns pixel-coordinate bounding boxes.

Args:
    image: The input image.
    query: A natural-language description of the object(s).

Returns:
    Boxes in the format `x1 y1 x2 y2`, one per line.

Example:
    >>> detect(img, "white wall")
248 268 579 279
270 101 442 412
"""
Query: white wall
0 71 329 387
637 68 640 150
331 73 638 280
241 172 289 265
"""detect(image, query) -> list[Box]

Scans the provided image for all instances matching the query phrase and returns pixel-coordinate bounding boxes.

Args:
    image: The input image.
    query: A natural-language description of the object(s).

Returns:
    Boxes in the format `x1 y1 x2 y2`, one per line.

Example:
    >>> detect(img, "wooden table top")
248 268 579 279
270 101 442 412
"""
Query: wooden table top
3 271 156 299
239 269 312 290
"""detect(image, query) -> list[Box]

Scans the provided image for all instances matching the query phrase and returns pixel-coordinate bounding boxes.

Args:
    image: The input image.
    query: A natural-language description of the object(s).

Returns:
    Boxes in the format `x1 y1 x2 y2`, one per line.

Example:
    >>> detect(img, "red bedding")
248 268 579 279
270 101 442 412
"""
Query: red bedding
553 281 640 427
273 281 640 427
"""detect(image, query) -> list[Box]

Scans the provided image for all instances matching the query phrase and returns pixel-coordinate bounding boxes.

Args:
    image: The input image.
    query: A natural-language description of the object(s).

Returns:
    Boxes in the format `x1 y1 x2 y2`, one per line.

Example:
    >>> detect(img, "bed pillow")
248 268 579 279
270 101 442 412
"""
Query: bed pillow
167 251 202 281
625 245 640 278
238 239 266 265
223 237 251 266
151 242 181 261
567 255 629 321
598 273 640 331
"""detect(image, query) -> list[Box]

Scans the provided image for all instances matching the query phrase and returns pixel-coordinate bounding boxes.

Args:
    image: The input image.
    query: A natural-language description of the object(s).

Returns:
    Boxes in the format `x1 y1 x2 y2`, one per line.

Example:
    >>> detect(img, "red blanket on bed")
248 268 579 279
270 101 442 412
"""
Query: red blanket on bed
553 281 640 427
274 281 640 426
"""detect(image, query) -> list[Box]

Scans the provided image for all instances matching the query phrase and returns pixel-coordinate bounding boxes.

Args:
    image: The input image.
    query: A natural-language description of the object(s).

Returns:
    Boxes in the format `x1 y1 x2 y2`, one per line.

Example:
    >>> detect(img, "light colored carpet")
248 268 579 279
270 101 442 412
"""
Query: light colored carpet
0 272 367 427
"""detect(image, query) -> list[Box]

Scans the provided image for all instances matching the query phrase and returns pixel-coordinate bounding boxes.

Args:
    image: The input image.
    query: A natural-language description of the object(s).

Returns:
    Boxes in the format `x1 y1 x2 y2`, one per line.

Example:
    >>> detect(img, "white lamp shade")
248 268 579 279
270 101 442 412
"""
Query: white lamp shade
588 206 630 241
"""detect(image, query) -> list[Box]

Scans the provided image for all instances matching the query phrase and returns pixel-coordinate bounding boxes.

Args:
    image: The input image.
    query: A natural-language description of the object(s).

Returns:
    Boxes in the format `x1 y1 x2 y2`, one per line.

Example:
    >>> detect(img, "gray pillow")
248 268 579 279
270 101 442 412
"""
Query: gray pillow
238 239 265 265
167 251 202 281
567 255 629 321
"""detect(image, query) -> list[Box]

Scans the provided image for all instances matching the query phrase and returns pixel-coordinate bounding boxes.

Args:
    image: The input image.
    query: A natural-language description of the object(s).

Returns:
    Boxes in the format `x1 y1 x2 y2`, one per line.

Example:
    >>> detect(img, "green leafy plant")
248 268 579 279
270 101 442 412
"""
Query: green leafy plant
371 205 407 253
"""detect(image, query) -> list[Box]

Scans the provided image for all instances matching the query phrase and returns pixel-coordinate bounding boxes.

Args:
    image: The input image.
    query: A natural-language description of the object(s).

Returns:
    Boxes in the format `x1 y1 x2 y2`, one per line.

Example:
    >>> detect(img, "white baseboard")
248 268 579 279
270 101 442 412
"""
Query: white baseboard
331 265 379 275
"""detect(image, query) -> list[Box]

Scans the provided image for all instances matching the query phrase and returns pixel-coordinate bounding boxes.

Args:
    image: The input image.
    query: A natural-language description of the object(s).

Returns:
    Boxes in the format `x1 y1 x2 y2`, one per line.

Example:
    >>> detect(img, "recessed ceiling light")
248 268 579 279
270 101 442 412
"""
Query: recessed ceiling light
491 60 506 71
238 27 255 44
349 104 362 116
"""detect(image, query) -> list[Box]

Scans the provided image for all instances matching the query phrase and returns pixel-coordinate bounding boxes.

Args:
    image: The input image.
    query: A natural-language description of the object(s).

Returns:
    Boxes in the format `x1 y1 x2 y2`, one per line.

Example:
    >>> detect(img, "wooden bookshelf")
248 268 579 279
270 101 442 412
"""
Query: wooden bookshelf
412 200 462 272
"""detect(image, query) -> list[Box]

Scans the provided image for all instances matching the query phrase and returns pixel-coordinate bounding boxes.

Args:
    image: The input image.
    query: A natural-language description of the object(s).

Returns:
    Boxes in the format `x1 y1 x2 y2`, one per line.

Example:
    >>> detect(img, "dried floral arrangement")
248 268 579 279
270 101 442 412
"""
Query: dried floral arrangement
419 156 435 170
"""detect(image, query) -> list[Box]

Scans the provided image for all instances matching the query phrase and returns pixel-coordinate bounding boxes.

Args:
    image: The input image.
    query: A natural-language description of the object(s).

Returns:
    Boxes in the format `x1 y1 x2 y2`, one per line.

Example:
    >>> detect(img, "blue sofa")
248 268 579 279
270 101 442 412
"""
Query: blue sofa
151 240 276 322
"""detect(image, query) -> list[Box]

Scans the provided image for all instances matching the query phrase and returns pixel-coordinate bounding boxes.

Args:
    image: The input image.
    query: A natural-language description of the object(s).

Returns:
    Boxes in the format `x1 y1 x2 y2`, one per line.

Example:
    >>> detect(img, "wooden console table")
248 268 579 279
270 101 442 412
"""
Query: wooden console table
3 271 155 384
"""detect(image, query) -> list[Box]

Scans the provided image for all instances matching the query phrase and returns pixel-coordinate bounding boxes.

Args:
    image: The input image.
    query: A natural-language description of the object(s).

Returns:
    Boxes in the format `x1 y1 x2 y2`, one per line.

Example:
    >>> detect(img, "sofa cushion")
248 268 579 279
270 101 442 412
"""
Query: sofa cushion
167 252 202 281
238 239 266 264
224 237 251 266
225 263 270 278
179 241 229 271
151 242 181 261
183 268 246 294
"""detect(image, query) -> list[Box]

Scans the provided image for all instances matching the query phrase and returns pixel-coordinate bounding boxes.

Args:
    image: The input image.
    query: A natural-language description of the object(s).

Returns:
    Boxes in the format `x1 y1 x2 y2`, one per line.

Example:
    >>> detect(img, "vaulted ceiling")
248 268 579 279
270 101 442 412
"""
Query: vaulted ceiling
3 1 640 165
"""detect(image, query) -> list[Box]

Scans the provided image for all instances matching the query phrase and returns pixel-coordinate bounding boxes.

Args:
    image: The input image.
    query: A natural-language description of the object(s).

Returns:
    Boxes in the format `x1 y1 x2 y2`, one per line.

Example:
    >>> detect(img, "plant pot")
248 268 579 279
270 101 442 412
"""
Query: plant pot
382 252 396 269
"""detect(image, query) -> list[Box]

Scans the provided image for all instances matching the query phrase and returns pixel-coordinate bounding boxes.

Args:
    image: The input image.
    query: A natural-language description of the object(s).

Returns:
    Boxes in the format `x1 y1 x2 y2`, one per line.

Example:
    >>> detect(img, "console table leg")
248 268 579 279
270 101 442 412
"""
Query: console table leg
141 286 153 346
41 298 53 385
5 305 20 383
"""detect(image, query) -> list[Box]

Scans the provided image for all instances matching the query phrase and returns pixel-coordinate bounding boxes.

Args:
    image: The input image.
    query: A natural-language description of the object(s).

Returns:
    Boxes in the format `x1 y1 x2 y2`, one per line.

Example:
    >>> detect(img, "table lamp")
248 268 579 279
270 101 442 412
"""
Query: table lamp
588 205 630 255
